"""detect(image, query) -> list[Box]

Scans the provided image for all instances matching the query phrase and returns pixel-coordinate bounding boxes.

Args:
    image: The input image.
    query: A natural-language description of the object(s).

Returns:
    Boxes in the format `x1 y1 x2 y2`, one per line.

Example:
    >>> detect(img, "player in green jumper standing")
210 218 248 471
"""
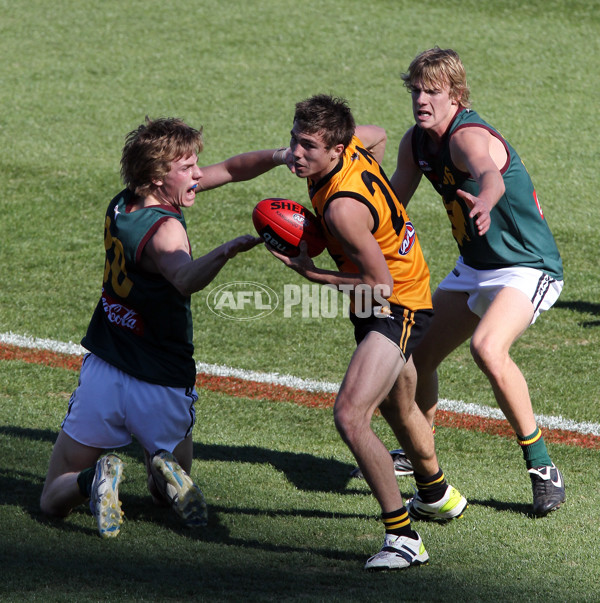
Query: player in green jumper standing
386 47 565 517
40 117 291 537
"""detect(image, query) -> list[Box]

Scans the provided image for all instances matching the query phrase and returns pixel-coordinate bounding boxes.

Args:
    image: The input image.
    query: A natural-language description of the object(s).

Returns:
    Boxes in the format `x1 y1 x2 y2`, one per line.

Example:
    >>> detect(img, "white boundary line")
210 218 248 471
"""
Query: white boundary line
2 331 599 437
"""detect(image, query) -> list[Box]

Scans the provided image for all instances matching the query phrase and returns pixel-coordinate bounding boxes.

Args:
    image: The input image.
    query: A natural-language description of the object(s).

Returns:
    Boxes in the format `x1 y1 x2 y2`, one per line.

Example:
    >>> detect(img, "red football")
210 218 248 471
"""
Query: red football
252 198 326 258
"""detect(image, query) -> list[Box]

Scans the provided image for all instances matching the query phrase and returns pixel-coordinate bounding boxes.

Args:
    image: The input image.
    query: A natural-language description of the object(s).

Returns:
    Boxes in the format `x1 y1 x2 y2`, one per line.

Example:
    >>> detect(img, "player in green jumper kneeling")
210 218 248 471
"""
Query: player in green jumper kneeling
40 117 291 536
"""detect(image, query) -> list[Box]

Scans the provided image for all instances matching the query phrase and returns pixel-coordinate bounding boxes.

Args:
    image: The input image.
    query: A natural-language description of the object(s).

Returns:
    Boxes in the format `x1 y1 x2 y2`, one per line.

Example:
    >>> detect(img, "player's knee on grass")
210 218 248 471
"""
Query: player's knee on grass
40 483 76 518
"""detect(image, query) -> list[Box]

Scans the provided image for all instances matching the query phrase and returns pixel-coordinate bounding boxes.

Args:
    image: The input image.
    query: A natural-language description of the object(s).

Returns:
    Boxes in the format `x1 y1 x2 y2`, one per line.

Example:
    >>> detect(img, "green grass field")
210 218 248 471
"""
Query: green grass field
1 0 599 600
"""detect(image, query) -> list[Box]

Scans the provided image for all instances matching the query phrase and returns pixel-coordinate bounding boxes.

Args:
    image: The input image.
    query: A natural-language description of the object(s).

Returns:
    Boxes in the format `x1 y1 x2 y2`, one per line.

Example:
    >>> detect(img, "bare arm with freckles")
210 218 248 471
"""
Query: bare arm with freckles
450 126 506 236
195 148 292 192
140 217 261 296
267 197 393 299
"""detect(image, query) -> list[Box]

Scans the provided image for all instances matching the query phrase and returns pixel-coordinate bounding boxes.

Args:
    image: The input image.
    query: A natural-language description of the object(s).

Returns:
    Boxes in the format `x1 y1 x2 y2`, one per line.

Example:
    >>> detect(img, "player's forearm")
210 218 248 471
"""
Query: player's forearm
224 148 287 182
170 248 229 296
294 265 392 299
171 236 259 295
475 168 505 209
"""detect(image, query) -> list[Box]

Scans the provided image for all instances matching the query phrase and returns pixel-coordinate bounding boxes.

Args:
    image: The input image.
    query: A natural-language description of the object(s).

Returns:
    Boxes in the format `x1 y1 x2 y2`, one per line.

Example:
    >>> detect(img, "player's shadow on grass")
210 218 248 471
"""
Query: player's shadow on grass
191 442 357 493
0 426 358 494
555 300 600 327
113 439 359 494
464 497 533 517
0 425 56 443
4 426 537 516
0 426 539 521
0 426 364 529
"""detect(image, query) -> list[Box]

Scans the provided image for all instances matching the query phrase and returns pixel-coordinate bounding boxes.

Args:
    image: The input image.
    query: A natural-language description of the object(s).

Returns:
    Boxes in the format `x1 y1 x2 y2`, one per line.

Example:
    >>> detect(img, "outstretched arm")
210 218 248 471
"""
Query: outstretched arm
450 127 506 236
195 147 292 192
141 218 261 296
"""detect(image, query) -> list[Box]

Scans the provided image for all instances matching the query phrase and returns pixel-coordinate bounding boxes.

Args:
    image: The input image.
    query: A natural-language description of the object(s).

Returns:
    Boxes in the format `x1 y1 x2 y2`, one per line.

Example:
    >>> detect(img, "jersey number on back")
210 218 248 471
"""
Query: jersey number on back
103 215 133 297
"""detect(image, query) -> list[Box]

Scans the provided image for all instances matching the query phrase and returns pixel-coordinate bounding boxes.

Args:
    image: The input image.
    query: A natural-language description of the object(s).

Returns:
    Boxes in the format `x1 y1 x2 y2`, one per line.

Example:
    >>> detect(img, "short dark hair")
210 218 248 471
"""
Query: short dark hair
293 94 356 149
120 117 204 197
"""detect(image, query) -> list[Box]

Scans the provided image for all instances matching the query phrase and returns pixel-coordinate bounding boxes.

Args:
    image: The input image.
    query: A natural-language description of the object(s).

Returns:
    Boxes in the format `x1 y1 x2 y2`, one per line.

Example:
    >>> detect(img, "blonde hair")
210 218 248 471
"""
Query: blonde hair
401 47 471 109
120 117 204 197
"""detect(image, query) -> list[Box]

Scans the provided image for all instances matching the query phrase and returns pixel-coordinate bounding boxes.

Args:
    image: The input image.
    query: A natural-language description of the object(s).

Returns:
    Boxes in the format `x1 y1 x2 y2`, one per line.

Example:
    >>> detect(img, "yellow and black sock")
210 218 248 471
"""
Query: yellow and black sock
517 427 552 469
381 507 414 537
413 468 447 503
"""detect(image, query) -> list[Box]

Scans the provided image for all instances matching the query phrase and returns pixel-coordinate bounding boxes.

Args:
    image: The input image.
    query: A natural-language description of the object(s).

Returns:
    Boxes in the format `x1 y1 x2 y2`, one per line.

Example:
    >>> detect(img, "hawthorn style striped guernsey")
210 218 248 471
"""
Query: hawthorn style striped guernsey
411 108 563 280
82 189 196 387
308 136 432 311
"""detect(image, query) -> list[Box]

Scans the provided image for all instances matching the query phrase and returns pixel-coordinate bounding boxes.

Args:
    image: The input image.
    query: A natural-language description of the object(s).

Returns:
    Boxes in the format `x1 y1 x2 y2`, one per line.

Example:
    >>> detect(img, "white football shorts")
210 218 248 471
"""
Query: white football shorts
438 257 563 324
61 353 197 454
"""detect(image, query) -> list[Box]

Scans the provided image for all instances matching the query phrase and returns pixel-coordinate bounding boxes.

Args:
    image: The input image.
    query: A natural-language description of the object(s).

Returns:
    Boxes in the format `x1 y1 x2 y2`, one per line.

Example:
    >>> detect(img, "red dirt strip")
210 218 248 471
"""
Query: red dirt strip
2 342 598 450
